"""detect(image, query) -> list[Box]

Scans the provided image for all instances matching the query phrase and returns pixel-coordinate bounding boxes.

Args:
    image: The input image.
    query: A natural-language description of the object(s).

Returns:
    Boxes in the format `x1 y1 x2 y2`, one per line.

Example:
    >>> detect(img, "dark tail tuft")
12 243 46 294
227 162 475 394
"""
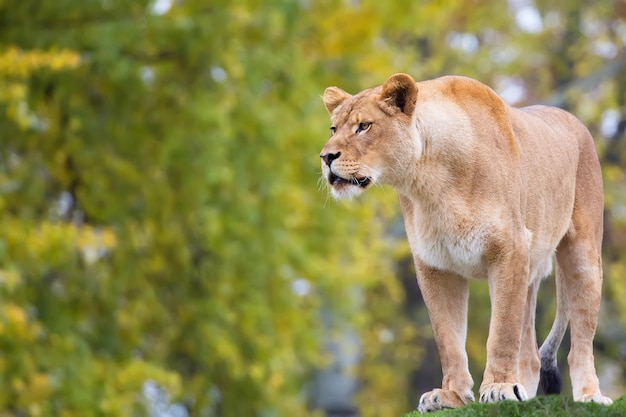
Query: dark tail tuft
539 364 562 395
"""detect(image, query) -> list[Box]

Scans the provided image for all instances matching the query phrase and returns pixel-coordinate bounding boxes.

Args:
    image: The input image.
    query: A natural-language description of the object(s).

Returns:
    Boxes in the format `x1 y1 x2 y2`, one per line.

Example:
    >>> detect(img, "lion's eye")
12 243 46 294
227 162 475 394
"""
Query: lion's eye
356 122 372 133
330 126 337 136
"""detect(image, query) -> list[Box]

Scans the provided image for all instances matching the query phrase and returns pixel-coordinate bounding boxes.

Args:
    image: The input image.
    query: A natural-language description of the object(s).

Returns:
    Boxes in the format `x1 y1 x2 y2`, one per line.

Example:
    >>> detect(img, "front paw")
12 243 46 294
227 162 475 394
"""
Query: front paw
418 388 474 413
479 383 527 403
578 393 612 405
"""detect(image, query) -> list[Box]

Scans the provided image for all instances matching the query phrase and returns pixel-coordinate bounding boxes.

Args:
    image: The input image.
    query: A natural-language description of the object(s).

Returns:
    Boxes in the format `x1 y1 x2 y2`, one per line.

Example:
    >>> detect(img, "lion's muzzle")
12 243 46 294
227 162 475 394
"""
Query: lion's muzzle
320 151 341 167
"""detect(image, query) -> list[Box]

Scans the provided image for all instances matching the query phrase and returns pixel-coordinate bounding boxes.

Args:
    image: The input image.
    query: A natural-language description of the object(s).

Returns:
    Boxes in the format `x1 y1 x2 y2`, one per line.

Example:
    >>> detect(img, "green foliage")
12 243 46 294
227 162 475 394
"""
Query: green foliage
0 1 409 416
403 395 626 417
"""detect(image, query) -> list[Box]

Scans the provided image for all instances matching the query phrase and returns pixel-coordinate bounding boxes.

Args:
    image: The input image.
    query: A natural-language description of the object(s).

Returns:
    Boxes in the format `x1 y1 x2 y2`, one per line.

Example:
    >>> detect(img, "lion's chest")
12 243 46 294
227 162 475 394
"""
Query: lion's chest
404 207 489 279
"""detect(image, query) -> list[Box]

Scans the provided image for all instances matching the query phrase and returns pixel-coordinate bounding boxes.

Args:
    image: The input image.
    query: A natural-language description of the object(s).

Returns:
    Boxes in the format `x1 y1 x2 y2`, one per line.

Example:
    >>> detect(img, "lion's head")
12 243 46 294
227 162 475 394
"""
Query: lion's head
320 73 422 199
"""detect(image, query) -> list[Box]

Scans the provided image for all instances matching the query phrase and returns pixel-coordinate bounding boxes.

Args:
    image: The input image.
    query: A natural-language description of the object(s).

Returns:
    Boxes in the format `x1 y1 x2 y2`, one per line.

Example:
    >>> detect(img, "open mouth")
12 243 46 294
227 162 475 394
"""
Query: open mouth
328 172 371 188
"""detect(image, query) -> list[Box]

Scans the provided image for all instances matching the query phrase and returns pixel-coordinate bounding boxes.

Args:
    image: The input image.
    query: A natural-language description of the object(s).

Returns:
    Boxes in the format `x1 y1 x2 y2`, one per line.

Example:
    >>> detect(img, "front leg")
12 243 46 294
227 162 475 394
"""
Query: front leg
415 262 475 412
480 244 530 403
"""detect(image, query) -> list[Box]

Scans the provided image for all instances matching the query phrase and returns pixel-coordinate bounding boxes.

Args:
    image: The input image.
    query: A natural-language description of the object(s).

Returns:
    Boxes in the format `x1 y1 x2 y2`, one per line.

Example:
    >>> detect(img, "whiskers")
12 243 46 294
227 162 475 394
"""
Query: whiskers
316 171 328 191
317 169 333 207
360 163 388 195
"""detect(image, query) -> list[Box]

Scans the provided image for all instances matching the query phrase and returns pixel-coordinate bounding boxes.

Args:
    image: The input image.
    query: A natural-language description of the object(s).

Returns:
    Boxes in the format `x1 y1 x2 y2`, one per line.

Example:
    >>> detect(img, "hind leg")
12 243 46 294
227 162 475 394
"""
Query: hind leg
552 132 611 404
555 232 611 404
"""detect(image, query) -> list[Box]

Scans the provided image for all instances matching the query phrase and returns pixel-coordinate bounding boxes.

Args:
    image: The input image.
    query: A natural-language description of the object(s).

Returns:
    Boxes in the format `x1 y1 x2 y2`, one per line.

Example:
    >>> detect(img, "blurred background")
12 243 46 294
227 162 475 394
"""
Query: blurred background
1 1 626 416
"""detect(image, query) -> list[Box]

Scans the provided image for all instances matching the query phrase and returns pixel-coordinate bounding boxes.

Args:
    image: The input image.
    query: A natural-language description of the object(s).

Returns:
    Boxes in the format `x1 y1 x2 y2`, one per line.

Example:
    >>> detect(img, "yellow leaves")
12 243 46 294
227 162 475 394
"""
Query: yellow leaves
27 373 52 403
44 222 97 268
248 363 264 382
3 220 117 269
76 226 118 265
0 46 80 130
0 269 21 293
0 47 80 78
267 368 285 391
314 6 379 58
4 372 53 417
27 222 71 255
114 360 182 397
4 303 26 326
0 81 26 102
0 303 40 341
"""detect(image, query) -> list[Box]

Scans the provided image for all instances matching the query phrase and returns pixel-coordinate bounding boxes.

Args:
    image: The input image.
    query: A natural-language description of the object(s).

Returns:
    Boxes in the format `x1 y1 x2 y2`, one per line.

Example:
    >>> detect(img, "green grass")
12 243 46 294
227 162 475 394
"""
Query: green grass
402 395 626 416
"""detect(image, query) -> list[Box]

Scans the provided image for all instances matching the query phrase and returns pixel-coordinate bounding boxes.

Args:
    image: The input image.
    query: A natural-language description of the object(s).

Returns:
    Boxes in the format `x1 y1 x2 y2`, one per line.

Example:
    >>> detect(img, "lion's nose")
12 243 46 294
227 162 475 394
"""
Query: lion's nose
320 151 341 166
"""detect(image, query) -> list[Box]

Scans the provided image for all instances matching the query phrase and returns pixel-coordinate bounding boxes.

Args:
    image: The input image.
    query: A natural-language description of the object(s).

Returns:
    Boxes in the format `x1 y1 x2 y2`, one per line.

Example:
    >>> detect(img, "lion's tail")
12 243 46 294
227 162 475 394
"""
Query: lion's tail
538 266 568 395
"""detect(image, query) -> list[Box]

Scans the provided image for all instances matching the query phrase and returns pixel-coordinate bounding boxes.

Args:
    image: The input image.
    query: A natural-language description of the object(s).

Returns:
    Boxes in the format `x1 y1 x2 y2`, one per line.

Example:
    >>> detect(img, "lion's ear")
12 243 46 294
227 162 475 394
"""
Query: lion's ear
380 73 418 116
323 87 351 115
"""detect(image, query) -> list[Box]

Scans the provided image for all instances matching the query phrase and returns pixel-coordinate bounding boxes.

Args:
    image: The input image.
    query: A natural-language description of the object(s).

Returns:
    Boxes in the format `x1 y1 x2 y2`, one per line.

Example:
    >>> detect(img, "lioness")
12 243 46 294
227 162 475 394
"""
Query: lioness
319 73 612 412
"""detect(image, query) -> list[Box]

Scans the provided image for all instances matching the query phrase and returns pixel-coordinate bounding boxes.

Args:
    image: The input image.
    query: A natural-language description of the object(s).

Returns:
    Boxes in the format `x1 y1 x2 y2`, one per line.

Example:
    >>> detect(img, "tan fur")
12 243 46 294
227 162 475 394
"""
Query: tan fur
320 73 611 412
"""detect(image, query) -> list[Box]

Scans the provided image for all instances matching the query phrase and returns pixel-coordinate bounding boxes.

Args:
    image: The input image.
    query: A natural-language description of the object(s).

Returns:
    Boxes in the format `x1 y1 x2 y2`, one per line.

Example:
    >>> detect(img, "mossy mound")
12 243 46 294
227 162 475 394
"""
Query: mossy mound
403 395 626 417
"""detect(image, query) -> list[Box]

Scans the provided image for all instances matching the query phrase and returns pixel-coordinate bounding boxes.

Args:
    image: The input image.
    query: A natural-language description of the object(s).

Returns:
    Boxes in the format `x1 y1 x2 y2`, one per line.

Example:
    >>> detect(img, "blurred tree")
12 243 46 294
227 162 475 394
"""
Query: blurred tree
0 1 408 416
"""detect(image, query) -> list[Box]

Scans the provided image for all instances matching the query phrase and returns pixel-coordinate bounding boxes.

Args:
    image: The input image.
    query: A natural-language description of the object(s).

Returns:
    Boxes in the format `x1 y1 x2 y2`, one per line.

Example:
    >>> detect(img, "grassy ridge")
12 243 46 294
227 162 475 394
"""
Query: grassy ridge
402 395 626 416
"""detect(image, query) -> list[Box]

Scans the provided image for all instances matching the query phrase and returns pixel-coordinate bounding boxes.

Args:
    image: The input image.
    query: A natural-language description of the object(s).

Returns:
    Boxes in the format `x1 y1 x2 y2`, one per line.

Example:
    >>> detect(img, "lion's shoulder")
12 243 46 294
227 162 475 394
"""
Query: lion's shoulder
421 76 508 112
